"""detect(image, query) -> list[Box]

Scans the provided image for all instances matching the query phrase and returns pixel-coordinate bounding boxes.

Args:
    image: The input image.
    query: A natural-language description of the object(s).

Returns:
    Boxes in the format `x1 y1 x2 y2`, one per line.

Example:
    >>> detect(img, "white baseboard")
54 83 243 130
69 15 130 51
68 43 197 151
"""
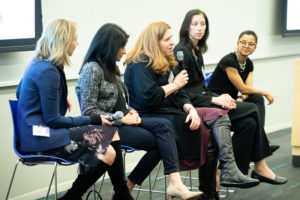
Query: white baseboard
9 180 74 200
265 122 292 134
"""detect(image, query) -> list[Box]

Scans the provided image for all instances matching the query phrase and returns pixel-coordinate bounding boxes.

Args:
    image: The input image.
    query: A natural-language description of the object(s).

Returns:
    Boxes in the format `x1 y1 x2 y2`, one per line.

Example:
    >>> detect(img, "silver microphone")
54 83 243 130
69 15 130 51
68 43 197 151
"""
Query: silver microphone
176 51 185 70
107 111 124 121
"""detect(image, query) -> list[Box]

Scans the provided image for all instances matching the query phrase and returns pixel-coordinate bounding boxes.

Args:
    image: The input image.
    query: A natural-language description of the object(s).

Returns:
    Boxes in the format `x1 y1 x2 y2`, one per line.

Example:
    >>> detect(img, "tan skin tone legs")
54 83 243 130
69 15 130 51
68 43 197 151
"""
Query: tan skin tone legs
101 131 120 166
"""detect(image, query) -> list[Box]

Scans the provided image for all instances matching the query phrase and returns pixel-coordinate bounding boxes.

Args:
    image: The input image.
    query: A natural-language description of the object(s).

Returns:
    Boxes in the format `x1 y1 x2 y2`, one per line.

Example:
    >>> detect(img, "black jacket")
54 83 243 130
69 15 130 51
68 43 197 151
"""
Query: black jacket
174 43 215 107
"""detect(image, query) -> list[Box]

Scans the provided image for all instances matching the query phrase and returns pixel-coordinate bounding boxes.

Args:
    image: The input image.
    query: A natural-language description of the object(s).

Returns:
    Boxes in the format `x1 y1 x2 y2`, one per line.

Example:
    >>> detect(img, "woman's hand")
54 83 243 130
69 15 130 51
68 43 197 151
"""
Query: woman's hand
264 92 274 105
212 94 236 110
122 111 141 126
173 70 189 89
101 115 114 126
185 108 201 131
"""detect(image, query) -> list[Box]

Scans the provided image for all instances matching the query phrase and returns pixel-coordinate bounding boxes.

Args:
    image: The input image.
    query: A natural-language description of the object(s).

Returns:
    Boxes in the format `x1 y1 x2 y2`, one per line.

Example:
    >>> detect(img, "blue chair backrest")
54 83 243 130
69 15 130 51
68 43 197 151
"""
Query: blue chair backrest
9 100 23 157
205 72 213 87
9 100 76 163
76 91 82 110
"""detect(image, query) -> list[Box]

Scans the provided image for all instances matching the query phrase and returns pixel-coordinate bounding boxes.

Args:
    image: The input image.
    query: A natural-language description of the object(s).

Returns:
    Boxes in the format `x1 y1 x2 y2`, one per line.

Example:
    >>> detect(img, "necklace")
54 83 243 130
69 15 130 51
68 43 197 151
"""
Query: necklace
235 51 246 72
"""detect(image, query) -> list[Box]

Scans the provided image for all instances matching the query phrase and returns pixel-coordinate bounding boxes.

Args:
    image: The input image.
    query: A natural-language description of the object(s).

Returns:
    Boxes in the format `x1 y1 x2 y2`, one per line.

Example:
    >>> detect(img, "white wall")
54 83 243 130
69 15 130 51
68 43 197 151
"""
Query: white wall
0 0 299 199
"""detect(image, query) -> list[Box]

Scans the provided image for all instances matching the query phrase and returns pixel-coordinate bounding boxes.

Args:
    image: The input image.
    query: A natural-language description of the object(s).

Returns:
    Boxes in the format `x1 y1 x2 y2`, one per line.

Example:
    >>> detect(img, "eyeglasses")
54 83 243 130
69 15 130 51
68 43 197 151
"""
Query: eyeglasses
239 40 256 48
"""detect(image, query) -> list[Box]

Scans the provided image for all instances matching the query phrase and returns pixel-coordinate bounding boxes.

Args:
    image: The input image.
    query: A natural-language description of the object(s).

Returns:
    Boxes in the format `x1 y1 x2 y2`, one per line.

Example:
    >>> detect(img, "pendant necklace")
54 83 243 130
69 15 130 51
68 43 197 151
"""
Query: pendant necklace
235 51 246 72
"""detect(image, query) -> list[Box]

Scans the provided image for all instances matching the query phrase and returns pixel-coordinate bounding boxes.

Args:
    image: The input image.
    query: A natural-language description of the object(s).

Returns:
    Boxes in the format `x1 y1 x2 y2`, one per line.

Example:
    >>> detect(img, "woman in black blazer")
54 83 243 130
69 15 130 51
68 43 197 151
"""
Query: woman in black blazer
16 19 133 200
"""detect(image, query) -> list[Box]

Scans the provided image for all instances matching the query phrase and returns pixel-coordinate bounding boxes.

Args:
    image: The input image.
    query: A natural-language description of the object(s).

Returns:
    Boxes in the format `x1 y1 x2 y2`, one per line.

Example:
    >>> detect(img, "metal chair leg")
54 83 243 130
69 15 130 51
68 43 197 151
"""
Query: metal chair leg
6 159 21 200
148 174 152 200
46 162 58 199
189 170 192 190
164 175 167 200
151 162 163 190
55 164 57 200
96 173 106 200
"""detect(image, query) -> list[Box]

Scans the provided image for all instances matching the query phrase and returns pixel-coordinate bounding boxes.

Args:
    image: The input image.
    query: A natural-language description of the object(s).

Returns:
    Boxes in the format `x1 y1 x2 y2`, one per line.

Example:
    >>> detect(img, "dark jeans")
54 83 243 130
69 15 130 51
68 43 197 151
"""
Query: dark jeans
118 117 179 185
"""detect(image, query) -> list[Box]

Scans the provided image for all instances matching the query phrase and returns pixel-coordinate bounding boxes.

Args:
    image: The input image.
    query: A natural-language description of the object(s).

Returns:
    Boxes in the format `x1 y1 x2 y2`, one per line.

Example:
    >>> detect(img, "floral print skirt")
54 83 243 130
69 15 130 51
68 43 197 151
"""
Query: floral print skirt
39 125 116 174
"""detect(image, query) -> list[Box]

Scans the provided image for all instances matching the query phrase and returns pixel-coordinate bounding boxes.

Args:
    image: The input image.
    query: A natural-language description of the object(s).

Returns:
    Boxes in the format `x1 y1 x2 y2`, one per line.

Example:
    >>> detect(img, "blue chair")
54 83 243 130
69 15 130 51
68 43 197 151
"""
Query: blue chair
205 72 213 87
6 100 77 200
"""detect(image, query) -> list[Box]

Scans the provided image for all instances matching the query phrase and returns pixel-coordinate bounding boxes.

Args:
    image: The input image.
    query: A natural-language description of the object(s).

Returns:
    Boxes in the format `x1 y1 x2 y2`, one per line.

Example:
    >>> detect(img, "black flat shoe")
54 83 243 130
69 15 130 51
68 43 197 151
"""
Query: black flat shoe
269 144 280 153
251 170 288 185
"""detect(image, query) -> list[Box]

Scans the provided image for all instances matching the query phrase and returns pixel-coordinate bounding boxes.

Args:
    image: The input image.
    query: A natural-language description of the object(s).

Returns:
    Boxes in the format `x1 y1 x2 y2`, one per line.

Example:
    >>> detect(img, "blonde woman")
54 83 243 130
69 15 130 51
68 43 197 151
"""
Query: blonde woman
16 19 133 200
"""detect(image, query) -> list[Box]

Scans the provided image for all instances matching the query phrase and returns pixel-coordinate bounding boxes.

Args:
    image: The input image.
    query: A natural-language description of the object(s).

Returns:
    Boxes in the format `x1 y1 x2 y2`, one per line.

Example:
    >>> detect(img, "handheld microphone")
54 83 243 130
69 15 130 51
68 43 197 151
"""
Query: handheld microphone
107 111 124 121
176 51 186 70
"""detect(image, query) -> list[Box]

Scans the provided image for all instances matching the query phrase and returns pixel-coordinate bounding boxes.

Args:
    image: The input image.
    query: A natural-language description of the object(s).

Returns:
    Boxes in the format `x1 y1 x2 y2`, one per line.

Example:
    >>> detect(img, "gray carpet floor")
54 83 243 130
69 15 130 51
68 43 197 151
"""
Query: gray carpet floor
42 128 300 200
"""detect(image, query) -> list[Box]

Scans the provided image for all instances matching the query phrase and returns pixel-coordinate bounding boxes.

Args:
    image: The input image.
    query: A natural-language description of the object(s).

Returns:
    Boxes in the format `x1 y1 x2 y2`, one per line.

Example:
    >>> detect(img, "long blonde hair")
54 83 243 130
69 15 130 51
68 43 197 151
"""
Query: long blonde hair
124 21 177 75
34 19 77 66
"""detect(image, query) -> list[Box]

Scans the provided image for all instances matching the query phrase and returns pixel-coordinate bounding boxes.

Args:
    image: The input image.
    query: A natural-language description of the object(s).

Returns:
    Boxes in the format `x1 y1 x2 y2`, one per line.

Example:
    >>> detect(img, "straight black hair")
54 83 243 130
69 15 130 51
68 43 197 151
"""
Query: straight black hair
80 23 129 83
179 9 209 54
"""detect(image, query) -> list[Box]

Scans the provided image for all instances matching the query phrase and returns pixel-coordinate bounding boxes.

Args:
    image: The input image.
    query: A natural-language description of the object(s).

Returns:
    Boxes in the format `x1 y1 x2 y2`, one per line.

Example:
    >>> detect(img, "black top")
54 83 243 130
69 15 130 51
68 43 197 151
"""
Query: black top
173 42 213 107
124 60 191 115
208 52 253 99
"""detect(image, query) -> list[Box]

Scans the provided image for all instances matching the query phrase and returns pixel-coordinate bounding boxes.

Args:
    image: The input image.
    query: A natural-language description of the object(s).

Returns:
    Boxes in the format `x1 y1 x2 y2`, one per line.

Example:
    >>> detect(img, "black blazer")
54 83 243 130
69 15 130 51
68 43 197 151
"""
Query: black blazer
124 61 191 115
174 43 213 107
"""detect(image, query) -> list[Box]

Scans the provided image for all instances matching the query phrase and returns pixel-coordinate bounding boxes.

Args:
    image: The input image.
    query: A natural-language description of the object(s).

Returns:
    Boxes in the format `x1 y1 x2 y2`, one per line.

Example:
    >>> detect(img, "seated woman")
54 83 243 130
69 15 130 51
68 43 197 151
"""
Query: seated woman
75 23 202 200
123 21 258 200
16 19 133 200
208 30 273 126
207 29 287 184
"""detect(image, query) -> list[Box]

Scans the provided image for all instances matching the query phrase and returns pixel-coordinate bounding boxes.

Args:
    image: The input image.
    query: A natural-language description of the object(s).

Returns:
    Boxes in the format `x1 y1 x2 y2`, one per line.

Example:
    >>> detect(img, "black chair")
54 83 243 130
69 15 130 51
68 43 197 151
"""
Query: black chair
6 100 78 200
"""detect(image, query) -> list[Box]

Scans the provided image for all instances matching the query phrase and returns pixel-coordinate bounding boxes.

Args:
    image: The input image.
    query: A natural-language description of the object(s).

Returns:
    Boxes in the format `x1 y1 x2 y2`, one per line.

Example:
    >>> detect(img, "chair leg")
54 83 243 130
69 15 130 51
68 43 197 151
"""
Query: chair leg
151 161 163 190
148 174 152 200
164 175 167 200
6 159 21 200
189 170 192 190
55 164 57 200
46 162 58 199
96 173 106 200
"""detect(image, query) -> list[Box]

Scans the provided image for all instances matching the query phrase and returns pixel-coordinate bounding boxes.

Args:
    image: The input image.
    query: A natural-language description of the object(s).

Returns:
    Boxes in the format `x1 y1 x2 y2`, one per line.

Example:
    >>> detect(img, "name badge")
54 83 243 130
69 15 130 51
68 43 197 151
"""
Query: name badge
33 125 50 137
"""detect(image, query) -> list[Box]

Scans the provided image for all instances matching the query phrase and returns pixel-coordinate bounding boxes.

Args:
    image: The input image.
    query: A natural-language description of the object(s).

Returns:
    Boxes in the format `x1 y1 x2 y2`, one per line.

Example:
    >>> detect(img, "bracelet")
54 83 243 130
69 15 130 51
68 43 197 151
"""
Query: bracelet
237 95 245 100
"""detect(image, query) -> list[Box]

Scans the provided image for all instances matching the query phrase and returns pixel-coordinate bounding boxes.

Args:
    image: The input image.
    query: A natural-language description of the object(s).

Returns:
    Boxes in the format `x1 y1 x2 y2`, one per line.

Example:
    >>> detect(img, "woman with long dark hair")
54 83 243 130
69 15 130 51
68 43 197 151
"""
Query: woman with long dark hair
76 23 202 200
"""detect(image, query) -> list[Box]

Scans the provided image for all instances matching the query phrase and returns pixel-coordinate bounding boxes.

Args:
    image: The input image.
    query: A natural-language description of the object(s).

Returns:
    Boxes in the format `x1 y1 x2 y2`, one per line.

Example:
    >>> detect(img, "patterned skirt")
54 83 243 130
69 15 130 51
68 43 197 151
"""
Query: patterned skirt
38 125 116 174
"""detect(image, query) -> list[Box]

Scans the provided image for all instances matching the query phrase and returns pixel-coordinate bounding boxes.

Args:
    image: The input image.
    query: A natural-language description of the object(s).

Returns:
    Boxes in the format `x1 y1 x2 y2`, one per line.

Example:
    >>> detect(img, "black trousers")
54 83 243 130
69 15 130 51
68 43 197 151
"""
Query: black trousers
118 117 179 185
228 99 272 174
244 94 266 127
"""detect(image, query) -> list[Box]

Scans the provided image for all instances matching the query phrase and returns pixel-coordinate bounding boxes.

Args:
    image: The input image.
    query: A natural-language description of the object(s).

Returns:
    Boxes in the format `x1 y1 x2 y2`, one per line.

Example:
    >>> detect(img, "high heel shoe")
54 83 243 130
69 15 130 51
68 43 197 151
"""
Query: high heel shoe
166 185 203 200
